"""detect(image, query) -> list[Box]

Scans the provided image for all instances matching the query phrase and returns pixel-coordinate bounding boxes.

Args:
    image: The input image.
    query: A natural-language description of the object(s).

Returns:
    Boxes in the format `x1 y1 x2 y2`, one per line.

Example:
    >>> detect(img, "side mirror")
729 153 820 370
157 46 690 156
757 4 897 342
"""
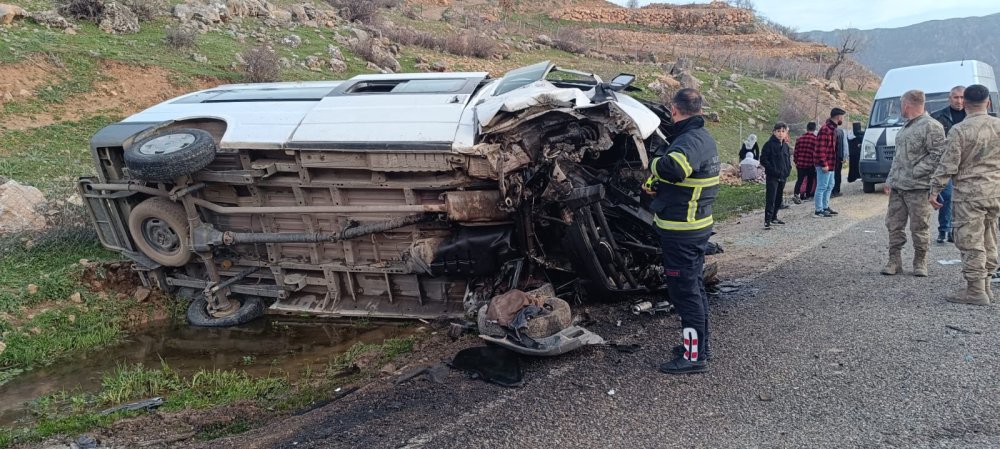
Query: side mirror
609 73 636 91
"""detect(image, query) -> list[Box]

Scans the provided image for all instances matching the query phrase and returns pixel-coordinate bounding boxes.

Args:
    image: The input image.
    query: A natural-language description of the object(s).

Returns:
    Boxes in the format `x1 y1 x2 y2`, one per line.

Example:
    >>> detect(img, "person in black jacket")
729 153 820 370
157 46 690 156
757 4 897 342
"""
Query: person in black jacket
761 122 792 229
847 122 864 183
931 85 966 243
645 88 720 374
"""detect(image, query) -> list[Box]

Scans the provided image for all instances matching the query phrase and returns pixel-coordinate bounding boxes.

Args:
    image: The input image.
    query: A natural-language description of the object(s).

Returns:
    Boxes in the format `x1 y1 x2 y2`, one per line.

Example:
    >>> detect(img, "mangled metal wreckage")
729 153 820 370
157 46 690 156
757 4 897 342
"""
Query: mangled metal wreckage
78 61 678 340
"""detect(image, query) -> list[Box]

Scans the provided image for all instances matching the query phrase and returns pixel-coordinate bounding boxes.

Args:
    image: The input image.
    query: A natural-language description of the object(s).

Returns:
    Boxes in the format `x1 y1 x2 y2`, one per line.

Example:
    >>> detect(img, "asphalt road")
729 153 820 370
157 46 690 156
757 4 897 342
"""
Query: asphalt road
208 183 1000 449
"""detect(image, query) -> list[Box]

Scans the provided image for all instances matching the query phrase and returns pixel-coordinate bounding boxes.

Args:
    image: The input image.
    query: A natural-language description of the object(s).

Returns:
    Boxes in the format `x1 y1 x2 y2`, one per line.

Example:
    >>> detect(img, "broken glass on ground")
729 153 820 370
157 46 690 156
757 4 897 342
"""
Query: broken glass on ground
479 325 606 356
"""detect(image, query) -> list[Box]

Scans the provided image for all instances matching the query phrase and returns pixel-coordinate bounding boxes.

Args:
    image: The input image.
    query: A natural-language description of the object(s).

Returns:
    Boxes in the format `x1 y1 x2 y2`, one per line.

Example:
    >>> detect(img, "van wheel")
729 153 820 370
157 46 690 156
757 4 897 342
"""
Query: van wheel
863 182 876 193
124 128 217 182
186 296 265 327
128 197 192 267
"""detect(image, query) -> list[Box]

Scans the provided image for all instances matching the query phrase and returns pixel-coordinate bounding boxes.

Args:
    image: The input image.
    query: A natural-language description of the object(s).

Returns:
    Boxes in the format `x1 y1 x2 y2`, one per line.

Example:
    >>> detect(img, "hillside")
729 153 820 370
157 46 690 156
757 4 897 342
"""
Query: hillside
801 13 1000 75
0 0 879 446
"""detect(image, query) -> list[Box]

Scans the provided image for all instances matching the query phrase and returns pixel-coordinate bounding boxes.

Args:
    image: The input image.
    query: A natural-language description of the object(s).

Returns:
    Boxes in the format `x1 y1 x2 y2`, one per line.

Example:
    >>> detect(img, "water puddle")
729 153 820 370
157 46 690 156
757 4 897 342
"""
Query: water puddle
0 317 413 427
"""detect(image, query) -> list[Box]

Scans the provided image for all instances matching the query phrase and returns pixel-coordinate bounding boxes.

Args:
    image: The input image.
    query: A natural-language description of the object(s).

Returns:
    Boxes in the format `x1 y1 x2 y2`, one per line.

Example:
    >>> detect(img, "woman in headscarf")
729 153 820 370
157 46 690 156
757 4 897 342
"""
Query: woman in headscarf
738 134 759 161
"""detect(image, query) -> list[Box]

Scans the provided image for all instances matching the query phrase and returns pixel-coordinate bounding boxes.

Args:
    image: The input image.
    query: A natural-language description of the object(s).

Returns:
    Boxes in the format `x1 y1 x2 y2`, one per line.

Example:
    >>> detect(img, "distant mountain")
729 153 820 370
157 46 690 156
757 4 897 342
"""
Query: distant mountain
801 13 1000 76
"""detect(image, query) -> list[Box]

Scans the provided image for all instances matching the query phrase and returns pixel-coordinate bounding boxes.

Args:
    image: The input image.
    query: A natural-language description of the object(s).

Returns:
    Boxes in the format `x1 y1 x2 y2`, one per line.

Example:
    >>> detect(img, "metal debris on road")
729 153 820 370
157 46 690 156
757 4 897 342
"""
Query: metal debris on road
937 259 962 265
449 346 524 388
395 364 449 385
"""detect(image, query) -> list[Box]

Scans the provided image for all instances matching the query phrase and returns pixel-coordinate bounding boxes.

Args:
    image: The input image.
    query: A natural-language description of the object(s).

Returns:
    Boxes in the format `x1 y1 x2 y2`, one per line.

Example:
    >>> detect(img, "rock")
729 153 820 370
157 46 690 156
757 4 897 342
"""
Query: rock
1 91 13 103
348 27 368 42
98 1 140 34
0 341 5 356
63 27 77 34
677 72 701 90
226 0 274 19
535 34 552 46
26 284 38 295
430 60 448 72
17 88 29 97
825 80 842 93
134 287 151 301
268 9 291 24
0 180 47 234
748 117 756 125
67 193 83 206
0 3 27 26
728 73 742 82
288 4 306 21
380 363 396 375
304 55 322 70
191 52 208 63
280 34 301 47
328 58 346 72
669 57 690 75
69 292 82 303
30 10 75 30
277 57 291 68
722 80 744 92
706 111 720 122
660 76 681 89
326 44 342 60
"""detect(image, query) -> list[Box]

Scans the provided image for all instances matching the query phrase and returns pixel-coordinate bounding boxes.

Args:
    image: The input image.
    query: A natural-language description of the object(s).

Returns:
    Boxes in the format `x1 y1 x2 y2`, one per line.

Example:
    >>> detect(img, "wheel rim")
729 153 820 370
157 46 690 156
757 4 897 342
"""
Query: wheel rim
137 133 196 156
141 218 181 255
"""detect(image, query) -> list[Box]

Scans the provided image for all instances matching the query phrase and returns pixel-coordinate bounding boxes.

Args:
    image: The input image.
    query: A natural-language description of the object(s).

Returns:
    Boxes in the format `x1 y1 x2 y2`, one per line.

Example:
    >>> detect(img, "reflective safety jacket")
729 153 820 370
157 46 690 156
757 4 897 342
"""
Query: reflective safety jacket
647 116 721 232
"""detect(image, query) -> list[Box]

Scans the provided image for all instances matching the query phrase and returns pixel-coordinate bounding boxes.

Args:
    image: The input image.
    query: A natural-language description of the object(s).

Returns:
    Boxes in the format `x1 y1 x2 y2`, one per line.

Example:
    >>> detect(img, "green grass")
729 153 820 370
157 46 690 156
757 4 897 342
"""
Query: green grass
714 184 766 221
0 116 116 193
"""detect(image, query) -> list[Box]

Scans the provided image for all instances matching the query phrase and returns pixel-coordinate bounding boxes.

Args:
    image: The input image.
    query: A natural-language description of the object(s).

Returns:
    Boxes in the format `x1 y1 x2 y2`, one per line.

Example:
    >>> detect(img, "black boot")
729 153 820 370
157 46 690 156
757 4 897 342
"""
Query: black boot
947 231 954 243
659 355 707 374
660 328 708 374
937 231 946 244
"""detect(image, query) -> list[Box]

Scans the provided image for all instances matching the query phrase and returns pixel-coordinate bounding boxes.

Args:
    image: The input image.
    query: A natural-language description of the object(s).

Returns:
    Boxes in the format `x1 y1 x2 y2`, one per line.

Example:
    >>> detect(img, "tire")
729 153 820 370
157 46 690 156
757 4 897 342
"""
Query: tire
863 181 876 193
124 128 217 182
186 296 265 327
128 197 192 267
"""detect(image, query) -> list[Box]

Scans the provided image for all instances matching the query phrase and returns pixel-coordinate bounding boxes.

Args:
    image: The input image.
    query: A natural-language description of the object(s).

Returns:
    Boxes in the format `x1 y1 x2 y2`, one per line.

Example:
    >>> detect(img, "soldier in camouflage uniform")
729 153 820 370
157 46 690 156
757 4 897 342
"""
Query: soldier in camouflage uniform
929 84 1000 305
881 90 946 277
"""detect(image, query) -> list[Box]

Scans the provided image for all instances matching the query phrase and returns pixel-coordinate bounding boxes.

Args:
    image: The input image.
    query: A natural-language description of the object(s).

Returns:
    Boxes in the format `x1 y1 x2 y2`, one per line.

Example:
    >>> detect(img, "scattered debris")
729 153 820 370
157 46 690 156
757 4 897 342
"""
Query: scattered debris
607 342 641 353
395 363 448 385
479 325 605 356
71 434 99 449
99 397 164 415
631 300 672 315
945 325 981 335
449 346 523 388
447 321 474 340
937 259 962 265
758 393 773 402
607 389 616 396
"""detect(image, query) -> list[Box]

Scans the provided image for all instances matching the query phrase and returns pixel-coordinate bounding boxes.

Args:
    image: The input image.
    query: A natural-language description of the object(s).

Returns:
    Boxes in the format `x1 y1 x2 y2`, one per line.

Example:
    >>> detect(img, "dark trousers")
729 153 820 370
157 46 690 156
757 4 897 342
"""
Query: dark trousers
658 227 711 358
765 176 785 222
794 166 816 198
832 159 844 194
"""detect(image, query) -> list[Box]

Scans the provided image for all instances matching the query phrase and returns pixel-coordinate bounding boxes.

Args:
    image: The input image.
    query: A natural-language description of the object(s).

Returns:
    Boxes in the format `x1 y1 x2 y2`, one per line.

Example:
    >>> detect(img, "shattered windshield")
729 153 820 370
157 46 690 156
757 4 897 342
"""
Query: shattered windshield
869 92 949 128
493 61 553 96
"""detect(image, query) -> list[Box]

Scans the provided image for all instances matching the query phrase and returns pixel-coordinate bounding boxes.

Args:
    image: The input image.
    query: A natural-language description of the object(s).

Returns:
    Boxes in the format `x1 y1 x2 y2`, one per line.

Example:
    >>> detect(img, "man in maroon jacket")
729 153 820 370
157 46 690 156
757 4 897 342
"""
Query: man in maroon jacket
793 121 818 201
814 108 845 218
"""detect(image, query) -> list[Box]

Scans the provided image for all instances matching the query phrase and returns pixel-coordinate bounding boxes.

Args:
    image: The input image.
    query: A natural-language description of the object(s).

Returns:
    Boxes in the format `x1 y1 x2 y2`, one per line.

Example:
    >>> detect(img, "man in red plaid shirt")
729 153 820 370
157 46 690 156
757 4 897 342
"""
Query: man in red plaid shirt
814 108 846 218
793 121 818 202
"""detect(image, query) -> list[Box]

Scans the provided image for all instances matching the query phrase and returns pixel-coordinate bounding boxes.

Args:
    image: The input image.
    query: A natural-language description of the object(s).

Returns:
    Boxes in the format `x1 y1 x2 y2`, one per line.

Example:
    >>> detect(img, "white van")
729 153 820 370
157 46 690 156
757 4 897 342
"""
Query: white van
859 60 999 193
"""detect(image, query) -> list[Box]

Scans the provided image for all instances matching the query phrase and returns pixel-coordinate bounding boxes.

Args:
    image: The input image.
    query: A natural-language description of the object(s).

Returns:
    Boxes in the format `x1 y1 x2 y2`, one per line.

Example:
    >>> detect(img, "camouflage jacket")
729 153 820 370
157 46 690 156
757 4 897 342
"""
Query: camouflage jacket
886 112 945 191
930 112 1000 201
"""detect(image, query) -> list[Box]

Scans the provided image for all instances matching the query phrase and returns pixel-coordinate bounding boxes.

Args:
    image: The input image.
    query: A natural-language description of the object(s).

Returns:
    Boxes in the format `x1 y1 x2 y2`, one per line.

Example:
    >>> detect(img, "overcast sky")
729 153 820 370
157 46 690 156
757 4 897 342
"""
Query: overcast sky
607 0 1000 31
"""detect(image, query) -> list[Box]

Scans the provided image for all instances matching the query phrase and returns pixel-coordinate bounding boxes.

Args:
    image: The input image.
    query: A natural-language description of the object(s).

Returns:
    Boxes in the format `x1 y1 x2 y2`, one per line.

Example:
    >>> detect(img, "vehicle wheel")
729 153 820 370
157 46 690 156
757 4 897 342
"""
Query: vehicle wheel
863 182 876 193
124 128 217 182
186 296 265 327
128 197 192 267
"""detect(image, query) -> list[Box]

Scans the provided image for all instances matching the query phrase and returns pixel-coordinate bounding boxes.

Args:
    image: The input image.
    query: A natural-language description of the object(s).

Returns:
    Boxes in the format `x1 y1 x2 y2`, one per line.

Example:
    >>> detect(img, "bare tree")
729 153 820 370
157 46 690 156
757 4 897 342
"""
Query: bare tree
626 0 639 8
824 31 861 80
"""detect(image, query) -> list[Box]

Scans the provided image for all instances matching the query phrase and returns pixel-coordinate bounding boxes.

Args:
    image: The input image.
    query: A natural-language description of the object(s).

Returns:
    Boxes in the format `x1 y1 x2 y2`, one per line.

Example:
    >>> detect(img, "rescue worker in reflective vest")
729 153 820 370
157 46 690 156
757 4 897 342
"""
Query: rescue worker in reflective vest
645 88 721 374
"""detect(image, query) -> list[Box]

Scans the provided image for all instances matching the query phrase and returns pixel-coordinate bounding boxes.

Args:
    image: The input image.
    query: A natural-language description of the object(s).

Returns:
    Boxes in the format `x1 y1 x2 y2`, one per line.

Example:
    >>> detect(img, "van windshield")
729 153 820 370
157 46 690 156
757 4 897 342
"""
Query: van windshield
869 92 950 128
